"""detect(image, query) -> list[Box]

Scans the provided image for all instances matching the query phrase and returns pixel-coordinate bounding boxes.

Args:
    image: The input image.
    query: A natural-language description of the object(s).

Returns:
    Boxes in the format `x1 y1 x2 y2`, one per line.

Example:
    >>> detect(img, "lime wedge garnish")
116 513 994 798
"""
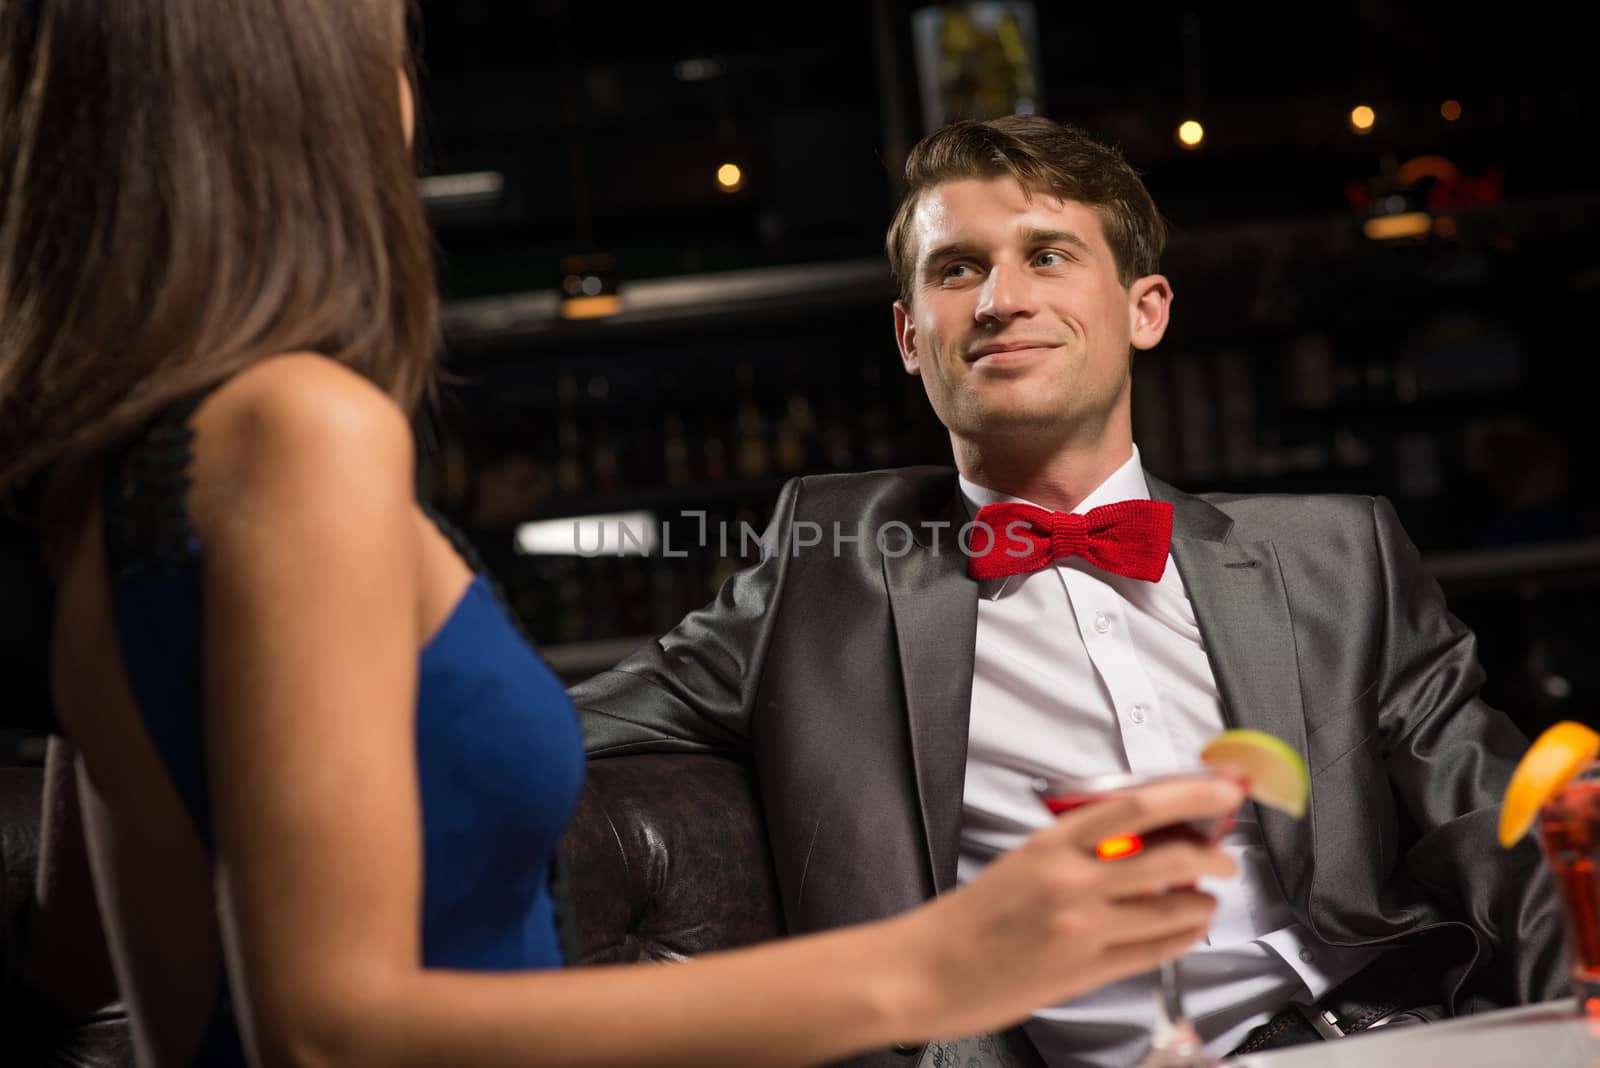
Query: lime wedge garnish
1199 728 1311 819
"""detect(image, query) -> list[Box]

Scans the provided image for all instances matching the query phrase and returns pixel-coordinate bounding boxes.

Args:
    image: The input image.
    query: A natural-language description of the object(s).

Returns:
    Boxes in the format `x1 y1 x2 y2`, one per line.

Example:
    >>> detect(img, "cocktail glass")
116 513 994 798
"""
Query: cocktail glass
1538 763 1600 1015
1032 767 1239 1067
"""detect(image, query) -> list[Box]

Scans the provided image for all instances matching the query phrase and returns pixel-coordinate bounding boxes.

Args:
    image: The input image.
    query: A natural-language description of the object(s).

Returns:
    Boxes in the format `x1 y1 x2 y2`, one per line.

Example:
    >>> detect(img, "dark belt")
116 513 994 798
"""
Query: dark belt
1228 939 1448 1057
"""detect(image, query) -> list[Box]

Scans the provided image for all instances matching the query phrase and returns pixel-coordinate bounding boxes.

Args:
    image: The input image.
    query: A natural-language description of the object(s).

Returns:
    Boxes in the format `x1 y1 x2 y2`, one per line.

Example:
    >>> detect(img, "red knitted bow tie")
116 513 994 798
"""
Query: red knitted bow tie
966 500 1173 582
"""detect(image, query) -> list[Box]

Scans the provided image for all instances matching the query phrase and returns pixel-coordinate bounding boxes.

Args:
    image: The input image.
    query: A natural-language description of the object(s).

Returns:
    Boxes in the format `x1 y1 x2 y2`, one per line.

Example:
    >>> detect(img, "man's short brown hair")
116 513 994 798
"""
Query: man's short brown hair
886 115 1166 302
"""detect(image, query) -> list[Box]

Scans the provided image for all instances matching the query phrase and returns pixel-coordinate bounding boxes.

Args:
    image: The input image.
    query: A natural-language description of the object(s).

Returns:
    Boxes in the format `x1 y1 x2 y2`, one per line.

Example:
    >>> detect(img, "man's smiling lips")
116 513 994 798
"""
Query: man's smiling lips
965 340 1059 367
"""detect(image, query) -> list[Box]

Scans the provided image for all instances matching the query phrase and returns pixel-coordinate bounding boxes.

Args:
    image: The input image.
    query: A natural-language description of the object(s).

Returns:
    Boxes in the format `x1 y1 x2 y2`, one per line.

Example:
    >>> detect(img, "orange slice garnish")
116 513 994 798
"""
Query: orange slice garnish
1499 721 1600 847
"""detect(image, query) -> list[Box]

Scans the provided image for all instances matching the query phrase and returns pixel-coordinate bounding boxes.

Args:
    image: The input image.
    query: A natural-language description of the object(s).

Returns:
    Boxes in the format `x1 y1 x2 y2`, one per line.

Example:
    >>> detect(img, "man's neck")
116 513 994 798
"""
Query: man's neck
952 432 1135 513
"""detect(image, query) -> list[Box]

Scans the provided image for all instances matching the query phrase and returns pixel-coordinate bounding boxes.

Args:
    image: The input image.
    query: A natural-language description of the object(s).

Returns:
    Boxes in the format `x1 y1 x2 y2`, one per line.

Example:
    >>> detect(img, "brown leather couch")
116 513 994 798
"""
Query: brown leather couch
560 752 785 962
0 765 133 1068
0 753 777 1064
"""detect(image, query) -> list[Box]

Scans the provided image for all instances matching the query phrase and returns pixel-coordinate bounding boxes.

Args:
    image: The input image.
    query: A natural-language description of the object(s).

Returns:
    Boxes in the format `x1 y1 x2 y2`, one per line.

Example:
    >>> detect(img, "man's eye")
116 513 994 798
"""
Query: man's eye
943 263 976 279
1034 251 1062 266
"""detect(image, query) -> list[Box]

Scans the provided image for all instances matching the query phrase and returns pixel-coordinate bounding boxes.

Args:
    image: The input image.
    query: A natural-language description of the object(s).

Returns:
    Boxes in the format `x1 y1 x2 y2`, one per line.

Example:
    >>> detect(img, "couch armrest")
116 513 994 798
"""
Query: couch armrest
1 766 43 950
0 766 133 1068
560 753 784 964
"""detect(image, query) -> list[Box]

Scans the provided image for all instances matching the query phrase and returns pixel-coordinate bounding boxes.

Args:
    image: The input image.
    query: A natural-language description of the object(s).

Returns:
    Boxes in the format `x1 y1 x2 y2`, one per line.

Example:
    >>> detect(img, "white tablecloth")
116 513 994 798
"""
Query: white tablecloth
1222 1001 1598 1067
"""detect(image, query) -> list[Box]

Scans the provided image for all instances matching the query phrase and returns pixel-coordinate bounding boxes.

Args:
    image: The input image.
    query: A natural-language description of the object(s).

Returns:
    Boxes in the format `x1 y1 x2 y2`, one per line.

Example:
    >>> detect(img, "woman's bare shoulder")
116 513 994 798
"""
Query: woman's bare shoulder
194 353 412 462
184 353 416 533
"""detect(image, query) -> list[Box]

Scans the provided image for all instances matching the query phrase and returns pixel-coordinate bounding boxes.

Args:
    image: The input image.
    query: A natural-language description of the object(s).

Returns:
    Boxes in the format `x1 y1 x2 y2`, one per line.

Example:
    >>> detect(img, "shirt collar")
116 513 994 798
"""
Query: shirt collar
958 444 1150 517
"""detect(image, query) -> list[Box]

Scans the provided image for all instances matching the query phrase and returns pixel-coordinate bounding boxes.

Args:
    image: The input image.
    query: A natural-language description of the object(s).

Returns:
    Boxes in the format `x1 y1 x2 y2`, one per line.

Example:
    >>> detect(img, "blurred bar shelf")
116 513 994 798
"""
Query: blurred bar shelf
1428 537 1600 595
442 257 892 345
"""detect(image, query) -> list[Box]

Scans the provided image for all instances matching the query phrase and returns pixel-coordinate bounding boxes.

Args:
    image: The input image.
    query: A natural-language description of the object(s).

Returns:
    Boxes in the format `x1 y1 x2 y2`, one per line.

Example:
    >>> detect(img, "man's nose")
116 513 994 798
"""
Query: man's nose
975 263 1037 322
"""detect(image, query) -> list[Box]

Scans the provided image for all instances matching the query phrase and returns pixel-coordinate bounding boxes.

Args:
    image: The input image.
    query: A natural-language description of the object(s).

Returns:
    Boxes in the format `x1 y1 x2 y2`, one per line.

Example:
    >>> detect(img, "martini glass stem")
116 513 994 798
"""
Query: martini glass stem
1141 960 1210 1066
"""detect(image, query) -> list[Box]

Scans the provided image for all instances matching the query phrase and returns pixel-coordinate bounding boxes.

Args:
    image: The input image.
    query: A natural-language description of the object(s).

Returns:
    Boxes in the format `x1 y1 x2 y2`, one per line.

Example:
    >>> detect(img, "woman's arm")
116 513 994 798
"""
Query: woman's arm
191 354 1239 1068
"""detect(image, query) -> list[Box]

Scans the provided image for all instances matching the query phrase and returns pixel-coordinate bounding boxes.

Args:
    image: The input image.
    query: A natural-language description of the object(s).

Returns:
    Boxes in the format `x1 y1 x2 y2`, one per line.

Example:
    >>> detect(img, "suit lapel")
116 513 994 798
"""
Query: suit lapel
1148 475 1317 908
883 491 979 894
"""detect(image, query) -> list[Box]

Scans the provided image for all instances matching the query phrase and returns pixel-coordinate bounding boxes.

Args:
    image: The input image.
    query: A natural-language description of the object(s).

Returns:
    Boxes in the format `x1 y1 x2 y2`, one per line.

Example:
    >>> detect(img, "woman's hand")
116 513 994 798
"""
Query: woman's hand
888 774 1243 1040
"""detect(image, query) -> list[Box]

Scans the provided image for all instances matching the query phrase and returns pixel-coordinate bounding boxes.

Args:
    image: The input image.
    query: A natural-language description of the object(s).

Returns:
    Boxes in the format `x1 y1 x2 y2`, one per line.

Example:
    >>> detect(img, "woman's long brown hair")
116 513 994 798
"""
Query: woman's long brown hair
0 0 438 487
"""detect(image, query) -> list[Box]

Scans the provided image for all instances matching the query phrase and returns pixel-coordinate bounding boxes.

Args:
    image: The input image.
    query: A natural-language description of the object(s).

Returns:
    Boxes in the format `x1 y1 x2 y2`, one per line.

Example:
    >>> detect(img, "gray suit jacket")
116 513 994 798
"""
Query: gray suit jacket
573 467 1564 1066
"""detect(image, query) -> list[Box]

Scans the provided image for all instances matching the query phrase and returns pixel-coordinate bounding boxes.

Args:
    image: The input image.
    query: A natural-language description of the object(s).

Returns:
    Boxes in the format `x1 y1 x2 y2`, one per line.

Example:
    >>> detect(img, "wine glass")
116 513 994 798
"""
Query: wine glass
1032 767 1239 1068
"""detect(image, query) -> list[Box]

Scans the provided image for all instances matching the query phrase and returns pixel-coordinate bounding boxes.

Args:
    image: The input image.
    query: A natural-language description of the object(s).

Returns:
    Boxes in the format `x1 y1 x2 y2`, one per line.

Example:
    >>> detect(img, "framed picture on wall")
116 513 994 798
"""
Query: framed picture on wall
910 2 1044 132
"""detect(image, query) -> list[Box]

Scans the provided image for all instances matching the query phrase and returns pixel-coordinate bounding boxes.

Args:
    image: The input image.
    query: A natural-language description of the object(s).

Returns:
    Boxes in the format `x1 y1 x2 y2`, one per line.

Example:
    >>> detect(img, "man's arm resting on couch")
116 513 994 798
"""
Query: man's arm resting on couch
571 477 804 756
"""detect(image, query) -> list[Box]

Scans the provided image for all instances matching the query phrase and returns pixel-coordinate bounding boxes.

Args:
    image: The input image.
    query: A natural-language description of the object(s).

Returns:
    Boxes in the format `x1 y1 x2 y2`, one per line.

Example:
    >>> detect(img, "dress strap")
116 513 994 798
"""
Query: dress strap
102 389 220 580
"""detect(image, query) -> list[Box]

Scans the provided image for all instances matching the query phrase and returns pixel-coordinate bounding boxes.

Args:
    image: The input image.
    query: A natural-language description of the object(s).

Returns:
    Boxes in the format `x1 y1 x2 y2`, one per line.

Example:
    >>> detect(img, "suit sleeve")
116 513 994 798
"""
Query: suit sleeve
1371 495 1567 1006
569 477 804 757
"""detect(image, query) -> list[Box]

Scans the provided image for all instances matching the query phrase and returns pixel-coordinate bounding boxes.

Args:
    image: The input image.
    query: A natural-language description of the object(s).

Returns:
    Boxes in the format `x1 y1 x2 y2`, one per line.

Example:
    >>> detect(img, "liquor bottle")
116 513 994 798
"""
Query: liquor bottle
775 390 817 472
822 391 856 470
617 557 649 636
663 409 692 487
555 561 588 645
856 362 896 469
1131 358 1176 479
1171 352 1218 482
733 362 771 479
592 414 619 496
703 431 728 482
555 372 583 497
1286 332 1338 411
897 373 931 464
1393 431 1444 500
1215 347 1259 479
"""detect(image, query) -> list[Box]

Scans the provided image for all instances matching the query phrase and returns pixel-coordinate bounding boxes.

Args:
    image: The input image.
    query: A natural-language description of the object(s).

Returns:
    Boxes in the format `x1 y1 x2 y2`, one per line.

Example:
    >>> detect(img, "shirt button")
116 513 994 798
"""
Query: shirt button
1093 612 1111 634
1130 704 1148 724
1300 948 1317 964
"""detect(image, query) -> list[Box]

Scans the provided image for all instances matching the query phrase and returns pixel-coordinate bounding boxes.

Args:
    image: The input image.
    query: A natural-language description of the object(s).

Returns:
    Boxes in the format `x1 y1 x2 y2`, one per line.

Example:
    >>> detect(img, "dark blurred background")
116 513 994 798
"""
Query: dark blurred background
6 1 1599 761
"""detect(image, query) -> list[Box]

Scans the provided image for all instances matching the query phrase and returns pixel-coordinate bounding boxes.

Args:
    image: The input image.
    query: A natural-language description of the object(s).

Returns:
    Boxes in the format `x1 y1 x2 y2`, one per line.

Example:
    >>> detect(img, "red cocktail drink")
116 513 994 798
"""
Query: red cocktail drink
1030 767 1243 1067
1539 765 1600 1013
1035 769 1239 860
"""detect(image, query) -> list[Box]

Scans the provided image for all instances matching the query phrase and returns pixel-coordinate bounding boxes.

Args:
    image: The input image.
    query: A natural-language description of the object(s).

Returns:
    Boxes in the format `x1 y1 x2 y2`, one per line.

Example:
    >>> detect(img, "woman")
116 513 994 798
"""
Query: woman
0 3 1241 1065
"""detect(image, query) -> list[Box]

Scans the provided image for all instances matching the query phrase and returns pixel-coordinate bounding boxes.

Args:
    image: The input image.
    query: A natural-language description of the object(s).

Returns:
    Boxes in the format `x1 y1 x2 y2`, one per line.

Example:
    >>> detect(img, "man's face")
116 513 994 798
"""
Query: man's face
893 176 1170 449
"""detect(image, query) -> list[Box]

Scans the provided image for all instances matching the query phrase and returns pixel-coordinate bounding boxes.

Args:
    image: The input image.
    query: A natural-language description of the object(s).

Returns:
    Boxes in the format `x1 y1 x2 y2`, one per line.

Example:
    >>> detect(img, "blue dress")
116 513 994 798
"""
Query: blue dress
100 390 586 1064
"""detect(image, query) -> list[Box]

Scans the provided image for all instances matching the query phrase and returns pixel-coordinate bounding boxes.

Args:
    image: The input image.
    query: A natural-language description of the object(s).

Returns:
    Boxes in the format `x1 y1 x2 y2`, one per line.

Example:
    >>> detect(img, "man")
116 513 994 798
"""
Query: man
572 115 1562 1067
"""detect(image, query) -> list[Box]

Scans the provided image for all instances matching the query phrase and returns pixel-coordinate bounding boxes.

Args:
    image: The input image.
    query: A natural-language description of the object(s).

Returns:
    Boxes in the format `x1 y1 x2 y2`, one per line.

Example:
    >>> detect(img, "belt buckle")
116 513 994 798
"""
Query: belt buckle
1293 1002 1348 1041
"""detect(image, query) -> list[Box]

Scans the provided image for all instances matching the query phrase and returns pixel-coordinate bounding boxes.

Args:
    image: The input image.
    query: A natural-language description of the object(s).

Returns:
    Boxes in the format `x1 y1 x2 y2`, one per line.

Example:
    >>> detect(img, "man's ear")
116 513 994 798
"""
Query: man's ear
1128 274 1173 352
893 300 921 375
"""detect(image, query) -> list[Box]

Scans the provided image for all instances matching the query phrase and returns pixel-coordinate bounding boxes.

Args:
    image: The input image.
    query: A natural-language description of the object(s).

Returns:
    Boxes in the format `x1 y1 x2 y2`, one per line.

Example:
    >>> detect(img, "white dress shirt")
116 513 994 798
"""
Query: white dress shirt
955 446 1379 1066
